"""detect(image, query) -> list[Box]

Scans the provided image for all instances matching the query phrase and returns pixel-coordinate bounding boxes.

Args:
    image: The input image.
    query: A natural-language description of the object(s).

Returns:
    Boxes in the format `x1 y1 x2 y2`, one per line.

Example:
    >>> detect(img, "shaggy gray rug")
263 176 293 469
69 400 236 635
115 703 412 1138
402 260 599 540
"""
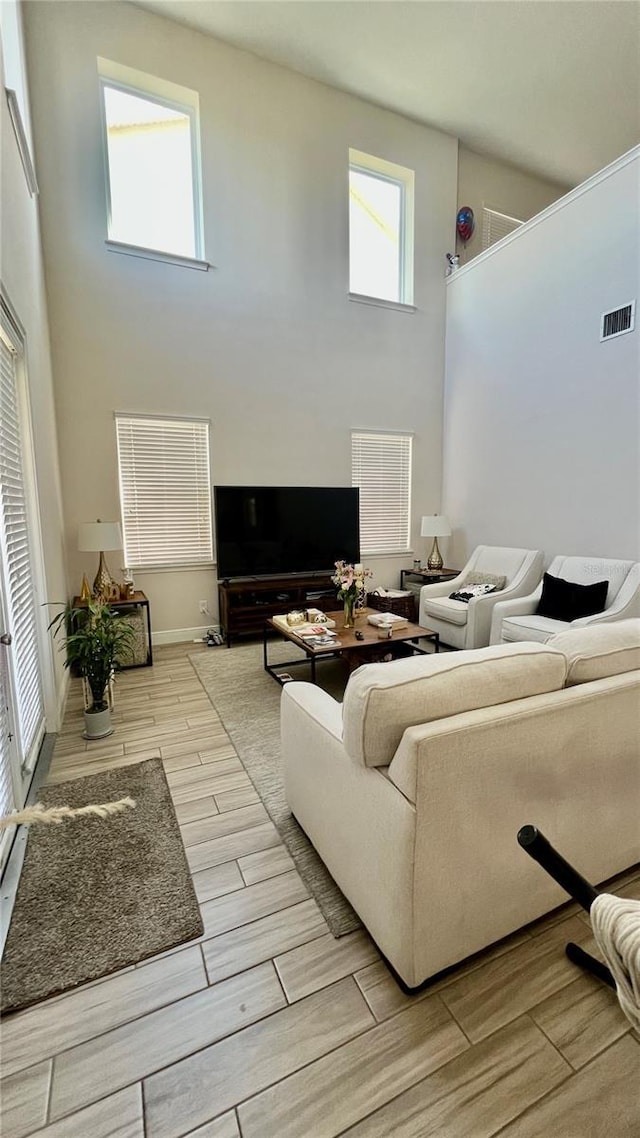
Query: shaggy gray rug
1 759 203 1014
191 641 361 936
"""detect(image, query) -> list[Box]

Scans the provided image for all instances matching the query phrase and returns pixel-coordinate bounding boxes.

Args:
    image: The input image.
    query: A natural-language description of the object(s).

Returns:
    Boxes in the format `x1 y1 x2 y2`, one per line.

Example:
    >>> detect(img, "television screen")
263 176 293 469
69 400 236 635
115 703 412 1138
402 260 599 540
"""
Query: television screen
214 486 360 579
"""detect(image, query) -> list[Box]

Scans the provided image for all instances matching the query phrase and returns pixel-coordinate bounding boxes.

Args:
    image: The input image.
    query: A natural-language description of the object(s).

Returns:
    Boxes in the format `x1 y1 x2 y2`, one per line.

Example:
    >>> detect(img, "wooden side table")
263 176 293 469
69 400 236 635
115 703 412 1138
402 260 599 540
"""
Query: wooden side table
72 591 153 668
400 568 459 589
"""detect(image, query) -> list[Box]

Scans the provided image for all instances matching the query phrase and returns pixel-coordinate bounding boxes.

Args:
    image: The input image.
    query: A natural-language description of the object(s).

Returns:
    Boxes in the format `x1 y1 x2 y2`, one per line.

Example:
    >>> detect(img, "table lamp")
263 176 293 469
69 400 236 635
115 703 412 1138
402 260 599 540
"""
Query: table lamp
420 515 451 571
78 520 123 600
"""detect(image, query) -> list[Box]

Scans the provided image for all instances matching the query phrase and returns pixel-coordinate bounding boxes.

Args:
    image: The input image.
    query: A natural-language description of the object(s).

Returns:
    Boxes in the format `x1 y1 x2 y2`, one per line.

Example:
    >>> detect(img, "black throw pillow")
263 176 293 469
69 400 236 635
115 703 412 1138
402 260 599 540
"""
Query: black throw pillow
536 573 609 622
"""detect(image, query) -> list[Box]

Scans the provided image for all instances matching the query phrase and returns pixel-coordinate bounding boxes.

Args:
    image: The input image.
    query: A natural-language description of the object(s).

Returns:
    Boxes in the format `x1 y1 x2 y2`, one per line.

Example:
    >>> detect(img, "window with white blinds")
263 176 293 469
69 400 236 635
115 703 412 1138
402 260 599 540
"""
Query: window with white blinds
0 332 45 769
482 207 524 250
115 414 213 568
351 431 412 555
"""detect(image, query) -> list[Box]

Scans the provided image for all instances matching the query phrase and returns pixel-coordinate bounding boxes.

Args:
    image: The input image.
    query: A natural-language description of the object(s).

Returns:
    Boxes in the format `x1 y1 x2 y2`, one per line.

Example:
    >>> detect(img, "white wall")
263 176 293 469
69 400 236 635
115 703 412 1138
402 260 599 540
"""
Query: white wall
0 13 68 725
443 148 640 570
456 146 568 265
23 0 461 637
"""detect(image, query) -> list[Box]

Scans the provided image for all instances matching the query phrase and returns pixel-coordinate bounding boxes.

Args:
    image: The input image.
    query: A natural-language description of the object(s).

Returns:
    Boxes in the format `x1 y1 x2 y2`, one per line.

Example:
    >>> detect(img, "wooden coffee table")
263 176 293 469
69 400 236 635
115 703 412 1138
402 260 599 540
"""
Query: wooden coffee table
263 610 439 686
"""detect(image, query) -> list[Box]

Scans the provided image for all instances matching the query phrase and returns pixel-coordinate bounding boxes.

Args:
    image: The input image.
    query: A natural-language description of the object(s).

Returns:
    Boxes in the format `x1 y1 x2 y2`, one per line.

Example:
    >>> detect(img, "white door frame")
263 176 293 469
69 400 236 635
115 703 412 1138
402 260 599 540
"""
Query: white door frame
0 290 56 792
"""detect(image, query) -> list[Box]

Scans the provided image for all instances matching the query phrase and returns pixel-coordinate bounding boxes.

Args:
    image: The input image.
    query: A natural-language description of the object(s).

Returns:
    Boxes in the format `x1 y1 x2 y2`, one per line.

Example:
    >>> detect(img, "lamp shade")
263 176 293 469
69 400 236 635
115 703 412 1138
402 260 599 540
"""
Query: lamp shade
420 515 451 539
78 521 123 552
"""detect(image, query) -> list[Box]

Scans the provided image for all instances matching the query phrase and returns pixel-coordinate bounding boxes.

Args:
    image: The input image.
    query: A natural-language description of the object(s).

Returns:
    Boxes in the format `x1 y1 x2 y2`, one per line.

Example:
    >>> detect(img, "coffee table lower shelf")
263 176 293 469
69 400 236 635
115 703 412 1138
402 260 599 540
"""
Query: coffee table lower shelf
263 612 439 686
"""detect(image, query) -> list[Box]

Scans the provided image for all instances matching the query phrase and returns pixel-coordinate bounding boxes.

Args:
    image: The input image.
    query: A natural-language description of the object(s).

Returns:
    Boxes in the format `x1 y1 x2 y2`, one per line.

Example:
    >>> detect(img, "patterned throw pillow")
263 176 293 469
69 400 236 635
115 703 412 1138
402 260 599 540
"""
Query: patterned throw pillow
449 583 499 603
461 570 507 590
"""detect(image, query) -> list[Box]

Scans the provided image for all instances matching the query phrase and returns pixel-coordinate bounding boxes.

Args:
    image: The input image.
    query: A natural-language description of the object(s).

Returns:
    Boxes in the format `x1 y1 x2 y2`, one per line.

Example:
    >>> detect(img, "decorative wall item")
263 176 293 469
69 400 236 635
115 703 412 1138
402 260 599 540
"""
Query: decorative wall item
456 206 475 245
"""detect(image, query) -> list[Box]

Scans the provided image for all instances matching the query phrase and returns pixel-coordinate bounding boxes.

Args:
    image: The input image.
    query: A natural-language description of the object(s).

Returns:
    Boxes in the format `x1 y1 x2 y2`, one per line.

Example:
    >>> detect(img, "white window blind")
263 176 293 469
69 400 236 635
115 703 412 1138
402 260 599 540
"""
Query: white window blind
0 333 45 766
115 414 213 568
482 207 523 250
352 431 412 555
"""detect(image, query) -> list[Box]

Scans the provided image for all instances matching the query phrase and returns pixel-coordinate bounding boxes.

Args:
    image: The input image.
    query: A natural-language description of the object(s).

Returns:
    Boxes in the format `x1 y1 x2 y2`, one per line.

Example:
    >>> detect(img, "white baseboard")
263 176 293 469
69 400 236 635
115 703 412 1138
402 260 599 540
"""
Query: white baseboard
152 625 220 646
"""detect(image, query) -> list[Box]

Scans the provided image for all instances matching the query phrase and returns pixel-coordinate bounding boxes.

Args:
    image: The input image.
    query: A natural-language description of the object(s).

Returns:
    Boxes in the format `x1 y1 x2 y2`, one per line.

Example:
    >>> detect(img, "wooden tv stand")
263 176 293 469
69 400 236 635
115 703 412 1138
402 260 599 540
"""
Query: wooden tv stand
218 573 336 646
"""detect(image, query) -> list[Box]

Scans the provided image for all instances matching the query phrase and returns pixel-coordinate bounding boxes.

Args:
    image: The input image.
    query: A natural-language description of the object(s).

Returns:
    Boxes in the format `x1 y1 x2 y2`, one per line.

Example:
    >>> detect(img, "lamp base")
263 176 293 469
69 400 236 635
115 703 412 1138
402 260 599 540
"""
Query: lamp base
426 538 444 572
92 551 117 602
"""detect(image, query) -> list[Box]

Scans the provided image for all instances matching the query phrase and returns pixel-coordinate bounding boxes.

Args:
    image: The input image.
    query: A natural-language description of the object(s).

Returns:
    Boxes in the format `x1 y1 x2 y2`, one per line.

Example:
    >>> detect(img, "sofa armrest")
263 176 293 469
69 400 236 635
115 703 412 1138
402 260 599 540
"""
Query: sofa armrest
464 581 537 648
489 592 541 643
420 575 465 600
572 592 640 628
280 681 344 743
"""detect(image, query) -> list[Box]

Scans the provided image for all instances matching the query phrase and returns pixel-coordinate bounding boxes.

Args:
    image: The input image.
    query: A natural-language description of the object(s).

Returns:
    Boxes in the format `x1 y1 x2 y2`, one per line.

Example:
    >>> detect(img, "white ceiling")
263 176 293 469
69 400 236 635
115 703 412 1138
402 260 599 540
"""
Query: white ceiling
133 0 640 188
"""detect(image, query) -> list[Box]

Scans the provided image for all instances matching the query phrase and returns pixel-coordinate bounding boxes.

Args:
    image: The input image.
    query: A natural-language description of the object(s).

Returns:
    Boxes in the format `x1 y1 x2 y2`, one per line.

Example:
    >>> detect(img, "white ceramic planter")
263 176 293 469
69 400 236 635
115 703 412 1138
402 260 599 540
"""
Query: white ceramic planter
83 705 113 740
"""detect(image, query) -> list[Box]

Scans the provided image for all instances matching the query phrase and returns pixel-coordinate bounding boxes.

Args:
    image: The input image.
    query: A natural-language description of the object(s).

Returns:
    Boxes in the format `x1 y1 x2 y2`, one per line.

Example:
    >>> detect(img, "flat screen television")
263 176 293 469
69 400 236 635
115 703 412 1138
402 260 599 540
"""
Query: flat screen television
214 486 360 580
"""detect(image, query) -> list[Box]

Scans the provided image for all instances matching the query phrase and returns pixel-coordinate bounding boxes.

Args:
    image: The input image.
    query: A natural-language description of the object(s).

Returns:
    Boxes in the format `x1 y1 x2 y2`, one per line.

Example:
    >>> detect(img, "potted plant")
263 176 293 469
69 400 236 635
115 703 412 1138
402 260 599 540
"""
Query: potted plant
49 600 137 739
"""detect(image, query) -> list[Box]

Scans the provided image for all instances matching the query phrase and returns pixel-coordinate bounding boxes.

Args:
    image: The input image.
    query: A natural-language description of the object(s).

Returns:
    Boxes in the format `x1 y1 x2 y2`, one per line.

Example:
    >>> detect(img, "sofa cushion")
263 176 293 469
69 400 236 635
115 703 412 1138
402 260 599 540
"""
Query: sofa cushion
423 597 469 626
536 573 609 622
342 642 567 767
547 619 640 685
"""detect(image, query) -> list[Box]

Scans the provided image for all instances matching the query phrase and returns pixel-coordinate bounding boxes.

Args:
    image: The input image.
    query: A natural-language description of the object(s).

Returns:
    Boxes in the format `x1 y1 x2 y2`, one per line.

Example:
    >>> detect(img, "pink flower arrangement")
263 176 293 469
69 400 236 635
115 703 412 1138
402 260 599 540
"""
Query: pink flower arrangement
331 560 372 603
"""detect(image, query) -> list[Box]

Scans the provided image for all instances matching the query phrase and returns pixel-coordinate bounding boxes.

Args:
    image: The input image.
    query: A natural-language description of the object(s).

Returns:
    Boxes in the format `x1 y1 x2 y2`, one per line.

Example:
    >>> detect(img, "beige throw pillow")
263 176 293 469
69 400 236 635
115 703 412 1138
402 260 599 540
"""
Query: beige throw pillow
461 570 507 590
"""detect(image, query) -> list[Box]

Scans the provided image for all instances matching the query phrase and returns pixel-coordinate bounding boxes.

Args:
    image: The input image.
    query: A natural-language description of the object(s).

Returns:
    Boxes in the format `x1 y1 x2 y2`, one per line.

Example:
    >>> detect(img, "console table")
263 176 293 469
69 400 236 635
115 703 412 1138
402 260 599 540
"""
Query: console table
218 574 336 647
72 591 153 668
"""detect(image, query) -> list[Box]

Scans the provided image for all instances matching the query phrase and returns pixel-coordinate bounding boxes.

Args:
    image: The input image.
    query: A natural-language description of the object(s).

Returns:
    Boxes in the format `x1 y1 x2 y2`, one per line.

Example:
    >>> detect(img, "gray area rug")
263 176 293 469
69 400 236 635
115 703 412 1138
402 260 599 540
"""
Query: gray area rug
191 641 361 936
1 759 203 1014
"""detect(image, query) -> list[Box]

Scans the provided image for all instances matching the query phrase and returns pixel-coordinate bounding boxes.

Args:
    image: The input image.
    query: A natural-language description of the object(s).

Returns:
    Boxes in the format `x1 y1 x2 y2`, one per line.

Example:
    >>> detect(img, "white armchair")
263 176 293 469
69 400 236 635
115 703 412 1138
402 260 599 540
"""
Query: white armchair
490 557 640 645
418 545 544 650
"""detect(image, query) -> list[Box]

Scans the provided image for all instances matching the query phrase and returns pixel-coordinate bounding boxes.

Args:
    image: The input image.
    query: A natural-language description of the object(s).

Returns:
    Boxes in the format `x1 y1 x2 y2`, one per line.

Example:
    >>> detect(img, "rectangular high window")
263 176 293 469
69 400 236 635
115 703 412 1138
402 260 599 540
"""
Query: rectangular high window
352 431 412 555
115 414 213 569
99 60 204 261
349 149 414 306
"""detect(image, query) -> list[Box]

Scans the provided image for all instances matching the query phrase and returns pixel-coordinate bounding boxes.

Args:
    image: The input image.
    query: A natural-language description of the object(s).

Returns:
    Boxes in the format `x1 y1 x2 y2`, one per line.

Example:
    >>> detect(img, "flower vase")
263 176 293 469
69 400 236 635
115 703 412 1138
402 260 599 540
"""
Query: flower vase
343 595 356 628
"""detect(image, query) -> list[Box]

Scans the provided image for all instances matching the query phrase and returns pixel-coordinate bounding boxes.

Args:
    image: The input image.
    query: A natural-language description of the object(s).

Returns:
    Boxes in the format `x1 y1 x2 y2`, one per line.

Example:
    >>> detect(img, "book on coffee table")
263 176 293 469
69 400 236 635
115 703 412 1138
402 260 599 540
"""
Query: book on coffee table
366 612 409 629
295 625 338 639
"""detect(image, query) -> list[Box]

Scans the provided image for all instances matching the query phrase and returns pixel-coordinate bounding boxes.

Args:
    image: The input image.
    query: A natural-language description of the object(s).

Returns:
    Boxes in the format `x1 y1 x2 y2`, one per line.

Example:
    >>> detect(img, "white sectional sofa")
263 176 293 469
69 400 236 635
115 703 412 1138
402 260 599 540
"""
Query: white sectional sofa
281 620 640 988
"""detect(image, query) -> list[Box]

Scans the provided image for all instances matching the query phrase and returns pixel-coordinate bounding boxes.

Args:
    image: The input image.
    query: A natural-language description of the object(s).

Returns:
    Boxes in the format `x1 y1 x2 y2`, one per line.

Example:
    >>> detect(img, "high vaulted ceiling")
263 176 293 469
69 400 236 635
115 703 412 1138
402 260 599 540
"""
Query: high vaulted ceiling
134 0 640 189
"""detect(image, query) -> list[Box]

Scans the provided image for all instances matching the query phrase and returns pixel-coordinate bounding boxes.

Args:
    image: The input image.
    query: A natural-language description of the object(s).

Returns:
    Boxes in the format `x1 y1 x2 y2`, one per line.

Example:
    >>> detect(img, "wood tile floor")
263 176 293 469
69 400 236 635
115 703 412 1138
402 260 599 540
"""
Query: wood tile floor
1 642 639 1138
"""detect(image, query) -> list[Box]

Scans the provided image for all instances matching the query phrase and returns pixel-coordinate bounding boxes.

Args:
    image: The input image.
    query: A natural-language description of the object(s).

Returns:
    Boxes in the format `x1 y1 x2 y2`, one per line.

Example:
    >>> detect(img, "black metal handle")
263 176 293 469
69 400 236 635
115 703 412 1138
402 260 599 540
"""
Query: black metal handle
0 632 12 646
517 824 600 913
566 942 616 989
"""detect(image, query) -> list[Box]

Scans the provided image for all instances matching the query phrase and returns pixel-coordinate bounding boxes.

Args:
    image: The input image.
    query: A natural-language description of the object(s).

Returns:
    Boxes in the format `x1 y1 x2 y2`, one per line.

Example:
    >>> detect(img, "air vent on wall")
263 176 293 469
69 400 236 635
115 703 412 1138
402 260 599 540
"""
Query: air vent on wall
600 301 635 341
